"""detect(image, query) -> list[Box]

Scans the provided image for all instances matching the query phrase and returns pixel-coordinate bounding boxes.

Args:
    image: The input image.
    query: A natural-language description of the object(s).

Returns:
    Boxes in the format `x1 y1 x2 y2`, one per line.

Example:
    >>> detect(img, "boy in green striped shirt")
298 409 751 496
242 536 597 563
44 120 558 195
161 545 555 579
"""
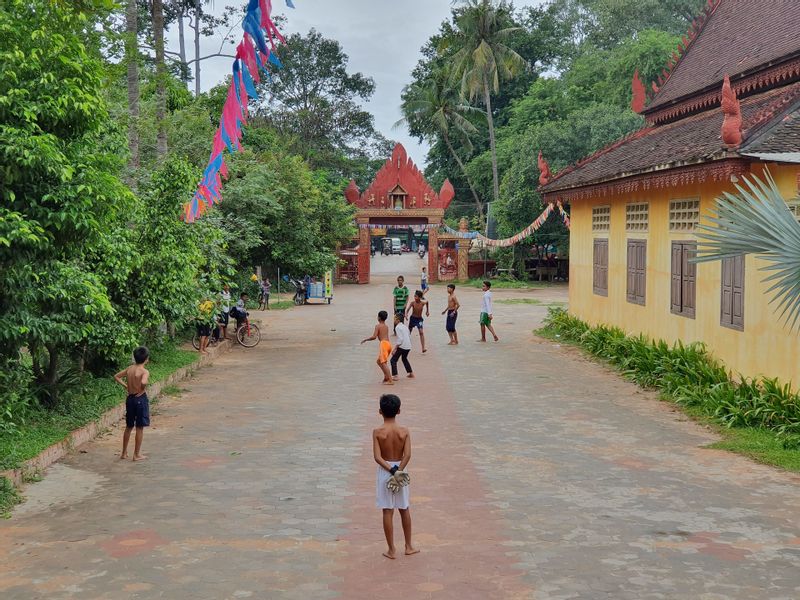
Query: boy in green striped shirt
392 276 409 335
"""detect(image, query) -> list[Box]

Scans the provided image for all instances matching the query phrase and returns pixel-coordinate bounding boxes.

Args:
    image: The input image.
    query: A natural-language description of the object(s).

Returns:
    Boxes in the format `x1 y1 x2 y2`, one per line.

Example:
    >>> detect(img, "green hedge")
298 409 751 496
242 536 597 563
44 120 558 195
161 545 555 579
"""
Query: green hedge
540 308 800 448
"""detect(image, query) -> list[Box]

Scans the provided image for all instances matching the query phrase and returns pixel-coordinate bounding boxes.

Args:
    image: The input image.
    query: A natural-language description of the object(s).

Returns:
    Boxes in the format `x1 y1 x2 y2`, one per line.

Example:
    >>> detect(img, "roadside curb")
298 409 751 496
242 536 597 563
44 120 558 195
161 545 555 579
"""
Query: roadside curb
1 340 232 489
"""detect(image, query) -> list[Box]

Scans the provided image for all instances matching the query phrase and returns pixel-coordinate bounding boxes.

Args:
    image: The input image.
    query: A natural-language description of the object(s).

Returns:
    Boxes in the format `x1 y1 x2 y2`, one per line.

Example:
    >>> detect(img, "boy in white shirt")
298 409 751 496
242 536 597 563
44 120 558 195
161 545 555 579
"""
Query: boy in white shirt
390 313 415 380
479 280 499 342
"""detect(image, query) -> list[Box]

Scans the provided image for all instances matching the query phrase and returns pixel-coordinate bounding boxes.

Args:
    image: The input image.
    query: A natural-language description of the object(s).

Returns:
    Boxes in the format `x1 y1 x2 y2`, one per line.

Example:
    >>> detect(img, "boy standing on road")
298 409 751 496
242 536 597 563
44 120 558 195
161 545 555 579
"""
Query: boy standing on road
406 290 429 353
114 346 151 461
373 393 418 559
442 283 460 345
361 310 394 385
392 276 409 335
259 277 271 310
479 280 499 342
390 313 414 380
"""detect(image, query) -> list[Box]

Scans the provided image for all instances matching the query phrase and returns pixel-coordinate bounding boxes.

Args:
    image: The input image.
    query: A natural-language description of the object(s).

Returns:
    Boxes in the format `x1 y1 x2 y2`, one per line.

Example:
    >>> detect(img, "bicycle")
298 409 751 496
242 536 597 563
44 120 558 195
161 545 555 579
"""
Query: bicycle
191 316 261 349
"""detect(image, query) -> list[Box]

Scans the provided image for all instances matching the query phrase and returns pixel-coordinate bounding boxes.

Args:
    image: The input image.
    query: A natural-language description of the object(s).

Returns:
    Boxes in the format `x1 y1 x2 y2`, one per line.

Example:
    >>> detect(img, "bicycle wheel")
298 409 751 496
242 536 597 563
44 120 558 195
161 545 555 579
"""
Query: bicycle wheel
191 332 200 350
237 323 261 347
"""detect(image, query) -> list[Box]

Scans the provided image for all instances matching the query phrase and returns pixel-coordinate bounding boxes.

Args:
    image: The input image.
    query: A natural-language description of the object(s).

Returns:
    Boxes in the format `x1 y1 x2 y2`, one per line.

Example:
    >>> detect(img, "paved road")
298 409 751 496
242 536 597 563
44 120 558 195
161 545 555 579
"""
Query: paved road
2 263 800 599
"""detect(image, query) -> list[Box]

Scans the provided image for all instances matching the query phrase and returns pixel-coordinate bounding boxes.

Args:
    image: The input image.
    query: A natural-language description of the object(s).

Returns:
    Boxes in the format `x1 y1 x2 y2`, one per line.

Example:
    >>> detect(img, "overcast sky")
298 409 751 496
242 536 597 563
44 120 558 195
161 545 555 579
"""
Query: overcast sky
173 0 546 166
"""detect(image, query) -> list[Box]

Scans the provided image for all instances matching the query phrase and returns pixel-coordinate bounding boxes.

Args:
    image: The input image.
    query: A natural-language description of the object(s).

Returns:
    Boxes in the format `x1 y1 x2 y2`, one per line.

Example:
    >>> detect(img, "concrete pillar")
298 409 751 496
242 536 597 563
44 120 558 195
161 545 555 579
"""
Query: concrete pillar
457 241 469 282
428 226 439 283
357 221 370 284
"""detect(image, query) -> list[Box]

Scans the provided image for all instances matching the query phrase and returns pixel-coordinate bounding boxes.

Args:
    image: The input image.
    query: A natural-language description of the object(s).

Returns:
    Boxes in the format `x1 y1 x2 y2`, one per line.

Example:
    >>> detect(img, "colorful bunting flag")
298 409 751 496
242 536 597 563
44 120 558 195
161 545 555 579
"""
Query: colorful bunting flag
184 0 295 223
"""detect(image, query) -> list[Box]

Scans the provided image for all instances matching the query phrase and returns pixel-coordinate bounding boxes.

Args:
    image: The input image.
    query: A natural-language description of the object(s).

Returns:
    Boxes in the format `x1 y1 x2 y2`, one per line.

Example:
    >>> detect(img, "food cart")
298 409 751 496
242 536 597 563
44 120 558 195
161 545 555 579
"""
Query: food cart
306 271 334 304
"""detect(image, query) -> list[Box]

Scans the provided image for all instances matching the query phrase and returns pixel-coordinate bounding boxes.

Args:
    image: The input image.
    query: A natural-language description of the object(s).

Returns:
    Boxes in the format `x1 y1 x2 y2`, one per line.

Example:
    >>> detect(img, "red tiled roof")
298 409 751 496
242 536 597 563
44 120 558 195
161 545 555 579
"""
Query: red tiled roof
646 0 800 114
540 82 800 193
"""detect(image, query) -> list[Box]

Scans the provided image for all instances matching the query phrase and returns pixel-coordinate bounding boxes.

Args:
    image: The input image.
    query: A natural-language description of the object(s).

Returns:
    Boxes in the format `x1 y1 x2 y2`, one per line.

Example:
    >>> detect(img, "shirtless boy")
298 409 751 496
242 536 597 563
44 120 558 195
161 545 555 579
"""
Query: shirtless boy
113 346 151 461
361 310 394 385
405 290 430 353
373 393 418 559
442 283 460 345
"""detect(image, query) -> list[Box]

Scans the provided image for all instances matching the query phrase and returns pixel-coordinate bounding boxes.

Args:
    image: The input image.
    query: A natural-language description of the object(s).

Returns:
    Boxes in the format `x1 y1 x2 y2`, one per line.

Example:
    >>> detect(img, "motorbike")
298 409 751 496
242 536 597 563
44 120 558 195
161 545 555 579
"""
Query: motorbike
290 278 307 306
418 247 426 259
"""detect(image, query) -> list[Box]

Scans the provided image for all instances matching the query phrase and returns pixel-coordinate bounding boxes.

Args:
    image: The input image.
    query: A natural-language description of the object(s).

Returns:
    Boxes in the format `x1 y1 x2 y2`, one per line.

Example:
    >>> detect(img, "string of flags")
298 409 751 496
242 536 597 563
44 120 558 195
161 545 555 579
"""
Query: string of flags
439 202 571 247
183 0 296 223
357 223 439 232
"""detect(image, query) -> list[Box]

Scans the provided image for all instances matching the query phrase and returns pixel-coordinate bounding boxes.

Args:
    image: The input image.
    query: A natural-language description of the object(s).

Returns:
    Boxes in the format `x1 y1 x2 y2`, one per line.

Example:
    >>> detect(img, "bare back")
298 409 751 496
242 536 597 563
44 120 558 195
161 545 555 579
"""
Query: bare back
123 365 148 396
374 423 409 462
376 322 389 341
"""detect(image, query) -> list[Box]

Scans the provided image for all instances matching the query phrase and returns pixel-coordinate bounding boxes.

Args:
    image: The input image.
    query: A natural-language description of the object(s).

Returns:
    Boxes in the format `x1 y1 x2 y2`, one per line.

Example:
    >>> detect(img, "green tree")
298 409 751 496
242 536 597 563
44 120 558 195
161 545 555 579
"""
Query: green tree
0 0 130 402
255 29 386 177
398 71 485 218
450 0 528 206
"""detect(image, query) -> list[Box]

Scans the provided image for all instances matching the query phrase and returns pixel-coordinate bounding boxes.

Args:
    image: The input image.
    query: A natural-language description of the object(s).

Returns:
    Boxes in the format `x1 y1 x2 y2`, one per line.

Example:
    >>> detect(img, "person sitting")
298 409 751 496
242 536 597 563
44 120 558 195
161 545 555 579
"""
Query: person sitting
230 292 249 330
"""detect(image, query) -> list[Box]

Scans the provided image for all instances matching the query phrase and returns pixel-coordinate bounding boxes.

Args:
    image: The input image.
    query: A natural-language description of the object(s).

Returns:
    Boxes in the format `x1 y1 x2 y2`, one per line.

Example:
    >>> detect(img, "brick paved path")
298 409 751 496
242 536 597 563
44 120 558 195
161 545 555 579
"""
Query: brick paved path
2 259 800 599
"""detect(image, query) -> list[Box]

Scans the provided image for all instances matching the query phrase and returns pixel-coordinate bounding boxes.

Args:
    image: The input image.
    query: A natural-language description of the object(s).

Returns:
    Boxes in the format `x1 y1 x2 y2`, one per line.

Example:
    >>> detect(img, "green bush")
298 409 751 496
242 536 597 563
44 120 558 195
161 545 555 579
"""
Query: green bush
540 308 800 441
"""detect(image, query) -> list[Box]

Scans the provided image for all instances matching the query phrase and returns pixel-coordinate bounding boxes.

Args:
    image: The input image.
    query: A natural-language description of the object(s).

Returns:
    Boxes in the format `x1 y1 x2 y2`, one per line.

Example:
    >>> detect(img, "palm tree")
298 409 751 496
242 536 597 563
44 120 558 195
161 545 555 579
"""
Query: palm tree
694 171 800 329
450 0 527 205
398 72 486 220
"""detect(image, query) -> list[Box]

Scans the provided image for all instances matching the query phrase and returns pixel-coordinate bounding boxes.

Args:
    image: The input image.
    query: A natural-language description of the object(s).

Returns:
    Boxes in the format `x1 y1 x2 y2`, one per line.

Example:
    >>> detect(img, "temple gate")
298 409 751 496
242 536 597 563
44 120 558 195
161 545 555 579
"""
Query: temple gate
339 143 464 284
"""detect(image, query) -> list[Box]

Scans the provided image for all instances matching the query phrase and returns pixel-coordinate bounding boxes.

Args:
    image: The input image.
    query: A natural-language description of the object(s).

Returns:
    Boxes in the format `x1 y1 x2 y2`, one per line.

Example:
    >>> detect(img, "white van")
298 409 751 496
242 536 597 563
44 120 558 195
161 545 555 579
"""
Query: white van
391 238 402 255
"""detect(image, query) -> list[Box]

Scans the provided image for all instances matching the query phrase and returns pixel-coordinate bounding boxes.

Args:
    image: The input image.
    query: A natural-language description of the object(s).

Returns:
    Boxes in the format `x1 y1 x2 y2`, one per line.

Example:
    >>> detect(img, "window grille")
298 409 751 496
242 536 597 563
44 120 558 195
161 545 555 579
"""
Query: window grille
626 203 649 232
592 206 611 232
669 199 700 231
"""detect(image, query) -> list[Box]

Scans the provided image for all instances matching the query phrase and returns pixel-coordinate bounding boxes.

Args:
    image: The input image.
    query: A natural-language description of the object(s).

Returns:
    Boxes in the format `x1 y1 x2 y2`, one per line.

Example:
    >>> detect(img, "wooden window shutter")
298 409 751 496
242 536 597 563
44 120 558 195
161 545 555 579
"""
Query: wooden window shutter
593 239 608 296
627 240 646 305
722 255 745 330
681 243 696 318
670 242 682 314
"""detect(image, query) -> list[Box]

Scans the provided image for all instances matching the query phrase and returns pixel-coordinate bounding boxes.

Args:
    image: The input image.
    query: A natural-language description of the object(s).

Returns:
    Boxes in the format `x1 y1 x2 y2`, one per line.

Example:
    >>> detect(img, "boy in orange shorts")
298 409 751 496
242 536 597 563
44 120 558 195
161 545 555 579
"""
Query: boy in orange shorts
361 310 394 385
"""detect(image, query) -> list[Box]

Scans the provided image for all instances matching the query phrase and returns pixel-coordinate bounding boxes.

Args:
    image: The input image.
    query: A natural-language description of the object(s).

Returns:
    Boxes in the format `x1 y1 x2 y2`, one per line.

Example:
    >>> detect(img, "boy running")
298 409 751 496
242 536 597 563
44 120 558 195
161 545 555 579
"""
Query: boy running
114 346 151 461
390 313 414 380
361 310 394 385
406 290 430 353
479 280 499 342
373 393 418 559
442 283 460 345
392 276 409 335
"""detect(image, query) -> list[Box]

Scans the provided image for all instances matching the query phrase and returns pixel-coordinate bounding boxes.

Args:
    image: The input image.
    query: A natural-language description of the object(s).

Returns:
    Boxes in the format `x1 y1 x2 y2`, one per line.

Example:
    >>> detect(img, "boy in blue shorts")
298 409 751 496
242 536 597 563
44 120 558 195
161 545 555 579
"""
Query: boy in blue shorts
406 290 429 353
114 346 151 461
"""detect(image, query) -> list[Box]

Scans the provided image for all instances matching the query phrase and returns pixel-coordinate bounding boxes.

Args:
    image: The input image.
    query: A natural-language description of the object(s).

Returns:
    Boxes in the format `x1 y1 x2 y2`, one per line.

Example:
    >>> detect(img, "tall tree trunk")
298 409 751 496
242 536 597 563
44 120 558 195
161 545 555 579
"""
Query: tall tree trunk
483 73 500 205
125 0 140 174
152 0 168 158
442 131 484 222
177 4 188 84
194 0 202 96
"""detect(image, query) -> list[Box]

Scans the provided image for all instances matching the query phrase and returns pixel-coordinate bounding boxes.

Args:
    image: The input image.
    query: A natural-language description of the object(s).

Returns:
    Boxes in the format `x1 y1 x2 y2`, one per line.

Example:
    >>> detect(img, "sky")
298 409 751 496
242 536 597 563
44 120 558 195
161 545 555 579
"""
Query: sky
172 0 546 167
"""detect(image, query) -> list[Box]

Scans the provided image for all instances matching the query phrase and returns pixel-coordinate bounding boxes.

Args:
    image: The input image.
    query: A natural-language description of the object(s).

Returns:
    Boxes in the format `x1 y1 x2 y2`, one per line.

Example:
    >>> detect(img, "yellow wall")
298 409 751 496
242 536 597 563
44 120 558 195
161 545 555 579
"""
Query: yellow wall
568 162 800 386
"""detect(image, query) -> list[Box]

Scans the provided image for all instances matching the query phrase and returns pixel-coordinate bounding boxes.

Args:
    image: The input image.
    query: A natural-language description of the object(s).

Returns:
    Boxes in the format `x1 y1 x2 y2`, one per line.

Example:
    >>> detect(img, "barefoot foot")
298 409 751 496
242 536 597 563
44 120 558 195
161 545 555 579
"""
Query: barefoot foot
382 380 395 385
133 454 148 462
405 547 420 556
407 373 415 379
119 453 128 460
382 550 396 559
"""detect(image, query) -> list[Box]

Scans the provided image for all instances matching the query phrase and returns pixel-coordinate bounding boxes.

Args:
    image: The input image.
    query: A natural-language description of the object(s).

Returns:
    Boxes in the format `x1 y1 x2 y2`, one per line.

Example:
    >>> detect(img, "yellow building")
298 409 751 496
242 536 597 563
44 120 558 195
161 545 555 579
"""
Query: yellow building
541 0 800 385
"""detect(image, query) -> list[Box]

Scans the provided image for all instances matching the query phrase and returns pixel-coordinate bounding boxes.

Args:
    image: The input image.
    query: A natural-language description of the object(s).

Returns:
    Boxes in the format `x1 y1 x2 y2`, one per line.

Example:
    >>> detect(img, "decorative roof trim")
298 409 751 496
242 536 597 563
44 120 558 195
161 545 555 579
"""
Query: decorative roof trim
642 0 723 112
645 53 800 125
541 159 749 204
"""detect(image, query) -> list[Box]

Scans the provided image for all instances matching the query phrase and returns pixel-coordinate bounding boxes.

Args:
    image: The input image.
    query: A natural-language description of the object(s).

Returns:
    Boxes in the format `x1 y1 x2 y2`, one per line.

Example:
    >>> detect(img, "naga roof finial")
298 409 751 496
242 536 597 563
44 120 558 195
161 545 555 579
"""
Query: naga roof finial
538 151 552 186
721 74 743 148
631 69 646 113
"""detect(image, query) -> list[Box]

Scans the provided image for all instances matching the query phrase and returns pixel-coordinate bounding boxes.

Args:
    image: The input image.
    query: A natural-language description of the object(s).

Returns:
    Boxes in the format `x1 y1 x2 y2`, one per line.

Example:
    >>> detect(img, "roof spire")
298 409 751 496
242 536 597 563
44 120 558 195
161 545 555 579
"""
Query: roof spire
720 74 743 148
537 151 552 186
631 69 646 113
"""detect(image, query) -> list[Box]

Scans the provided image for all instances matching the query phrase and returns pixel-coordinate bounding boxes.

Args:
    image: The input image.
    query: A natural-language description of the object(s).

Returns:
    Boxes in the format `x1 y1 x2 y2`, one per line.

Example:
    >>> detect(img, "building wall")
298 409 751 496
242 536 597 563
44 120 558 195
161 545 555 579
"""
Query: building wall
568 162 800 385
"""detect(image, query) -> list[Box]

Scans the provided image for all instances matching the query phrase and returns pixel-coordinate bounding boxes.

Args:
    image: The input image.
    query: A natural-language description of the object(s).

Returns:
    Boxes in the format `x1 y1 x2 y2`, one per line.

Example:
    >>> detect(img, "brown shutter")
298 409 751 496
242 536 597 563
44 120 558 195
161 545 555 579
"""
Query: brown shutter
627 240 646 305
721 257 733 326
593 239 608 296
732 254 745 329
681 243 696 318
670 242 682 314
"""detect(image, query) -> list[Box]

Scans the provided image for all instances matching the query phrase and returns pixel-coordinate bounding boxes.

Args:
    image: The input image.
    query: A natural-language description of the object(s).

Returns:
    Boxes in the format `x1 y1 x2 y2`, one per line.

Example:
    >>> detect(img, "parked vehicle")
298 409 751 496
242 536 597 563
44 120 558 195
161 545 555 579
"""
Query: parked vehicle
382 237 393 255
391 238 402 255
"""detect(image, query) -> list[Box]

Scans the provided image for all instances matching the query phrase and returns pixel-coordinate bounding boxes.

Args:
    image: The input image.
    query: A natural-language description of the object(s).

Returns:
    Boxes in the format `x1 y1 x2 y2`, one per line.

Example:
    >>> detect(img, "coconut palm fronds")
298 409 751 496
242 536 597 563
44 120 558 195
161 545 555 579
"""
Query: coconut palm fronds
694 170 800 329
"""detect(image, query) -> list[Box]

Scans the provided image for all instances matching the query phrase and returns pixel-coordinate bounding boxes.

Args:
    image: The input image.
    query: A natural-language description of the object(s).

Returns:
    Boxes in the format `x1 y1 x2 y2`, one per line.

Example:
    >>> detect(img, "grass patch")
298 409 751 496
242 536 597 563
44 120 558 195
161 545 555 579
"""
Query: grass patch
0 344 197 471
538 308 800 472
266 300 294 310
461 278 551 289
0 476 21 518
